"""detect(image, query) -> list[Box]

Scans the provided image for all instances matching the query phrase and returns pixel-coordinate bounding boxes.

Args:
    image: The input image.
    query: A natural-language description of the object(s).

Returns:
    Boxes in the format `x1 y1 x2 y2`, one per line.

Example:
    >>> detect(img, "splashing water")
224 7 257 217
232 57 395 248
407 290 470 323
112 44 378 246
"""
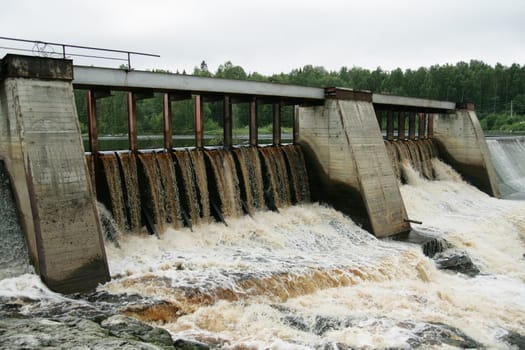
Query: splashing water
1 144 525 349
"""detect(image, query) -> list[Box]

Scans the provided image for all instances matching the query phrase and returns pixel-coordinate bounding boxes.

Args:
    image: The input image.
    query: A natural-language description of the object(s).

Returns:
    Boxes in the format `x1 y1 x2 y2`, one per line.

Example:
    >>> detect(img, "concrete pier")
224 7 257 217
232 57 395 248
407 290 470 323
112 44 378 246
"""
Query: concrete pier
0 54 109 293
433 103 500 197
297 88 410 237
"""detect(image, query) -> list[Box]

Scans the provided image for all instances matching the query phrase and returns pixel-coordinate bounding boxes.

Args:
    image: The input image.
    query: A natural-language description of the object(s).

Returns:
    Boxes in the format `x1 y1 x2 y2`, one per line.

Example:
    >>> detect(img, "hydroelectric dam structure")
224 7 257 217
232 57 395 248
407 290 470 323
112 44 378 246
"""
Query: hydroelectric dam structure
0 54 500 294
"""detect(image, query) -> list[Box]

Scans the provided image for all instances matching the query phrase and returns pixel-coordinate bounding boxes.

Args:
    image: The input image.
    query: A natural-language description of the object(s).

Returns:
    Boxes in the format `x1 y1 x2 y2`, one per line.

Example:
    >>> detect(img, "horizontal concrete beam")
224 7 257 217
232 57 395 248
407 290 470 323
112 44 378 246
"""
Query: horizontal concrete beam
73 68 458 110
73 66 325 102
372 93 456 112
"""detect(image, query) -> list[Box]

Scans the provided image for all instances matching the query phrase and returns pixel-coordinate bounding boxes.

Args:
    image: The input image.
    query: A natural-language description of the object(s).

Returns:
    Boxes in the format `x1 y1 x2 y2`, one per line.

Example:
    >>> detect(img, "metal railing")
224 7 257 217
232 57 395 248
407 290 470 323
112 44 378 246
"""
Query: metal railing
0 36 159 69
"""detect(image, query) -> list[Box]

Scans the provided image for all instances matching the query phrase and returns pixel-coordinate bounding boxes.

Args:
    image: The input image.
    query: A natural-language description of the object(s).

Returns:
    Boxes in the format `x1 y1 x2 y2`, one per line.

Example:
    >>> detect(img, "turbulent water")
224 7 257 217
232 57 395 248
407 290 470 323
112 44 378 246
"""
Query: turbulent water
487 136 525 200
1 141 525 349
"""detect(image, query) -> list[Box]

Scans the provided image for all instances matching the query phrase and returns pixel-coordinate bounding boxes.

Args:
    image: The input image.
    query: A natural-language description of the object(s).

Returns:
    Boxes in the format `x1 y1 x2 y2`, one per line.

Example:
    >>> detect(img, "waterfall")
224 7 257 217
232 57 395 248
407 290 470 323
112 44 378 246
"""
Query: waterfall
232 147 265 215
89 145 311 234
258 146 292 209
205 149 243 219
385 139 438 182
486 136 525 198
0 161 32 279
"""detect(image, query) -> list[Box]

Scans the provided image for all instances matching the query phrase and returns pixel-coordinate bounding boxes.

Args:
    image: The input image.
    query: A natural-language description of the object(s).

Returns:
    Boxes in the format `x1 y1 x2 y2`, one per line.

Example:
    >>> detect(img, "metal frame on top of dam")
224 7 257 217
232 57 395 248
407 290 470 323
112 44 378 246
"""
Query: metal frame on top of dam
0 54 500 293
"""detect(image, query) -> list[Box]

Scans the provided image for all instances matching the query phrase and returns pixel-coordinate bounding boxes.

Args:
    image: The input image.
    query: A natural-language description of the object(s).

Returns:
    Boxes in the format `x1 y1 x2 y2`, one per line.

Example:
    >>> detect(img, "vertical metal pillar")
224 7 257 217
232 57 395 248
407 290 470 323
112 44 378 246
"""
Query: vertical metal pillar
194 95 204 148
293 105 299 144
127 92 138 152
397 111 405 141
223 96 232 149
418 113 426 139
386 111 394 141
86 90 98 154
272 102 281 146
427 113 434 139
249 98 258 147
163 93 173 149
408 112 416 140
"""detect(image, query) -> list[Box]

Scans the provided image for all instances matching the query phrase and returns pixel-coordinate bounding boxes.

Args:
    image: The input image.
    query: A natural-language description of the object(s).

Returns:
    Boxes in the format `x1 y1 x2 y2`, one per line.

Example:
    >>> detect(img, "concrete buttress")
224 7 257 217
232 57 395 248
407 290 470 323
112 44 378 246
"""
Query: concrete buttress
0 54 109 293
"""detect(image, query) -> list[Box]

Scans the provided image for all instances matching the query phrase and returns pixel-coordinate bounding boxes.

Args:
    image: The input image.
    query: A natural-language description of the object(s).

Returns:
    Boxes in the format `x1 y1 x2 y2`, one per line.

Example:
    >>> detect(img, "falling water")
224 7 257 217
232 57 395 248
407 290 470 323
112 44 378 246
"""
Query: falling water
85 145 311 235
118 152 142 234
0 161 32 279
259 146 292 209
385 139 438 182
232 147 265 214
205 149 243 219
486 136 525 199
3 142 524 349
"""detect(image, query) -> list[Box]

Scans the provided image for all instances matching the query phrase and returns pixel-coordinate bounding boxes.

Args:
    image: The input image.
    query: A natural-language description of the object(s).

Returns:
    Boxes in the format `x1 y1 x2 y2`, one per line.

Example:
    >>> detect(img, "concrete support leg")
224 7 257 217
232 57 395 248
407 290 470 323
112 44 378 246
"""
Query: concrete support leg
0 54 109 293
297 88 410 237
433 103 500 197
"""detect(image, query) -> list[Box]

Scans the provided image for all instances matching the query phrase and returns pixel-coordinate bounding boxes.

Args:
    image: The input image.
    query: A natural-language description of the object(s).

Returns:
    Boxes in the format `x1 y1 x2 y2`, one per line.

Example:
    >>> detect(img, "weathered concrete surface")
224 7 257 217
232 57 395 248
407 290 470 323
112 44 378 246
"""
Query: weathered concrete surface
433 109 500 197
297 94 410 237
0 55 109 293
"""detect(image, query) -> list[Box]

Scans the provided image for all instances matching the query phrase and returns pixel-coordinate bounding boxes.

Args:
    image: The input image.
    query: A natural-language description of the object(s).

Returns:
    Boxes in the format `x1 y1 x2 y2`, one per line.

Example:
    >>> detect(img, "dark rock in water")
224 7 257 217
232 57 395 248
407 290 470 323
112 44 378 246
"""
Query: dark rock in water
501 330 525 349
0 316 174 349
407 322 483 349
101 315 174 347
433 252 480 277
389 230 448 258
174 338 210 350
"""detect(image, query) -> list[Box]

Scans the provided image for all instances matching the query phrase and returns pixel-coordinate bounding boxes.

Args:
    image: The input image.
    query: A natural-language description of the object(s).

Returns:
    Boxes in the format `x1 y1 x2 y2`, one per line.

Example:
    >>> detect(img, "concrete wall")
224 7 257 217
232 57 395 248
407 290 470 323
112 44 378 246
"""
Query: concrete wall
0 55 109 293
297 89 410 237
433 107 500 197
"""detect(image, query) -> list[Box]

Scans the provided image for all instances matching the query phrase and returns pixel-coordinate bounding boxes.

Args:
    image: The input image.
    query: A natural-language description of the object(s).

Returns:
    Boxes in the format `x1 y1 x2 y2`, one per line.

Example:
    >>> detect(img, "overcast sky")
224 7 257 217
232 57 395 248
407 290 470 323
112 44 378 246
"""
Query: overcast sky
1 0 524 75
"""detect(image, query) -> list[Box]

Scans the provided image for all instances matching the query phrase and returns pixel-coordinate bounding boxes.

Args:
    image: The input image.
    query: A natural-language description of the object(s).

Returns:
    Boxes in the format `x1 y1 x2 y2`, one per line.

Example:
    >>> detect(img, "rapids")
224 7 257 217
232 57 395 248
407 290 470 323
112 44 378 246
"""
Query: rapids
1 140 525 349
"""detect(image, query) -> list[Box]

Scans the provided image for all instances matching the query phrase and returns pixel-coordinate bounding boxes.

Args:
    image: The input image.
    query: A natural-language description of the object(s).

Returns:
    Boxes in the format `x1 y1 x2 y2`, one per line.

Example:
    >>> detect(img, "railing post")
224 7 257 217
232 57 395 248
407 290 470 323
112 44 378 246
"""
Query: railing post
408 112 416 140
194 95 204 148
163 93 173 149
272 101 281 146
223 96 232 149
386 111 394 141
397 111 405 141
249 98 258 147
127 92 138 152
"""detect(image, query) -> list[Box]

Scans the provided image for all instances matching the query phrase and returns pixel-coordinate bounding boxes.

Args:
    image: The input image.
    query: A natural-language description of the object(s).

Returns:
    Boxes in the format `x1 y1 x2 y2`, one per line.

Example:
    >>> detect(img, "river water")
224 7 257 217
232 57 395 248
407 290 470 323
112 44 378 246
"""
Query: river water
0 138 524 349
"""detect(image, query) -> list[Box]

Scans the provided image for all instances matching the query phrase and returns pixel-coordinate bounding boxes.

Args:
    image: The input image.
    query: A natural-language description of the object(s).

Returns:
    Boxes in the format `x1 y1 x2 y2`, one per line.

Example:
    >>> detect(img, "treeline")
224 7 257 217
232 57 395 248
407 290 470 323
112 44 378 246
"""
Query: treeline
75 59 525 135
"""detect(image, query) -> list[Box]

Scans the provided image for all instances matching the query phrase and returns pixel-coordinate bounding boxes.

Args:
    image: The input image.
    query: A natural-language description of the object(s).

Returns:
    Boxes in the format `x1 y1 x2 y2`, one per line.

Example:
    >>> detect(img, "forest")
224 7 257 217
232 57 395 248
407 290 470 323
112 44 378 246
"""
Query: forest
75 59 525 144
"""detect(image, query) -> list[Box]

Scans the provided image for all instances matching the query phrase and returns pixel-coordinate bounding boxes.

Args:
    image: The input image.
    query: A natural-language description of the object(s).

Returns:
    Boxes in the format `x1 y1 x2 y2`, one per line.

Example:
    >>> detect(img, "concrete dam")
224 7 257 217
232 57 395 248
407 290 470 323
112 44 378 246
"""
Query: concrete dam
0 54 500 294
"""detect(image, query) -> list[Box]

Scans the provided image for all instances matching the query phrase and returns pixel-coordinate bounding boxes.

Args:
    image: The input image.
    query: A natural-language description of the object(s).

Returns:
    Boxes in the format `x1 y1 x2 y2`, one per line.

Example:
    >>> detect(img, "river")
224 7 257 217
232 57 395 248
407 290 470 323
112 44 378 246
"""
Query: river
0 137 524 349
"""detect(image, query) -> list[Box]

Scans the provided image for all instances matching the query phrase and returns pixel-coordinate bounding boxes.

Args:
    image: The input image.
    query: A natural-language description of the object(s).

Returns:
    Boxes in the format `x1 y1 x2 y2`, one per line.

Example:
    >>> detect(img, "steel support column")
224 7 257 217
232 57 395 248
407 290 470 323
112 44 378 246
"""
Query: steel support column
86 90 98 154
163 93 173 149
272 102 281 146
427 113 434 138
386 111 394 141
127 92 138 152
194 95 204 148
223 96 232 149
249 98 258 147
408 112 416 140
293 105 299 144
418 113 426 139
397 111 405 141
